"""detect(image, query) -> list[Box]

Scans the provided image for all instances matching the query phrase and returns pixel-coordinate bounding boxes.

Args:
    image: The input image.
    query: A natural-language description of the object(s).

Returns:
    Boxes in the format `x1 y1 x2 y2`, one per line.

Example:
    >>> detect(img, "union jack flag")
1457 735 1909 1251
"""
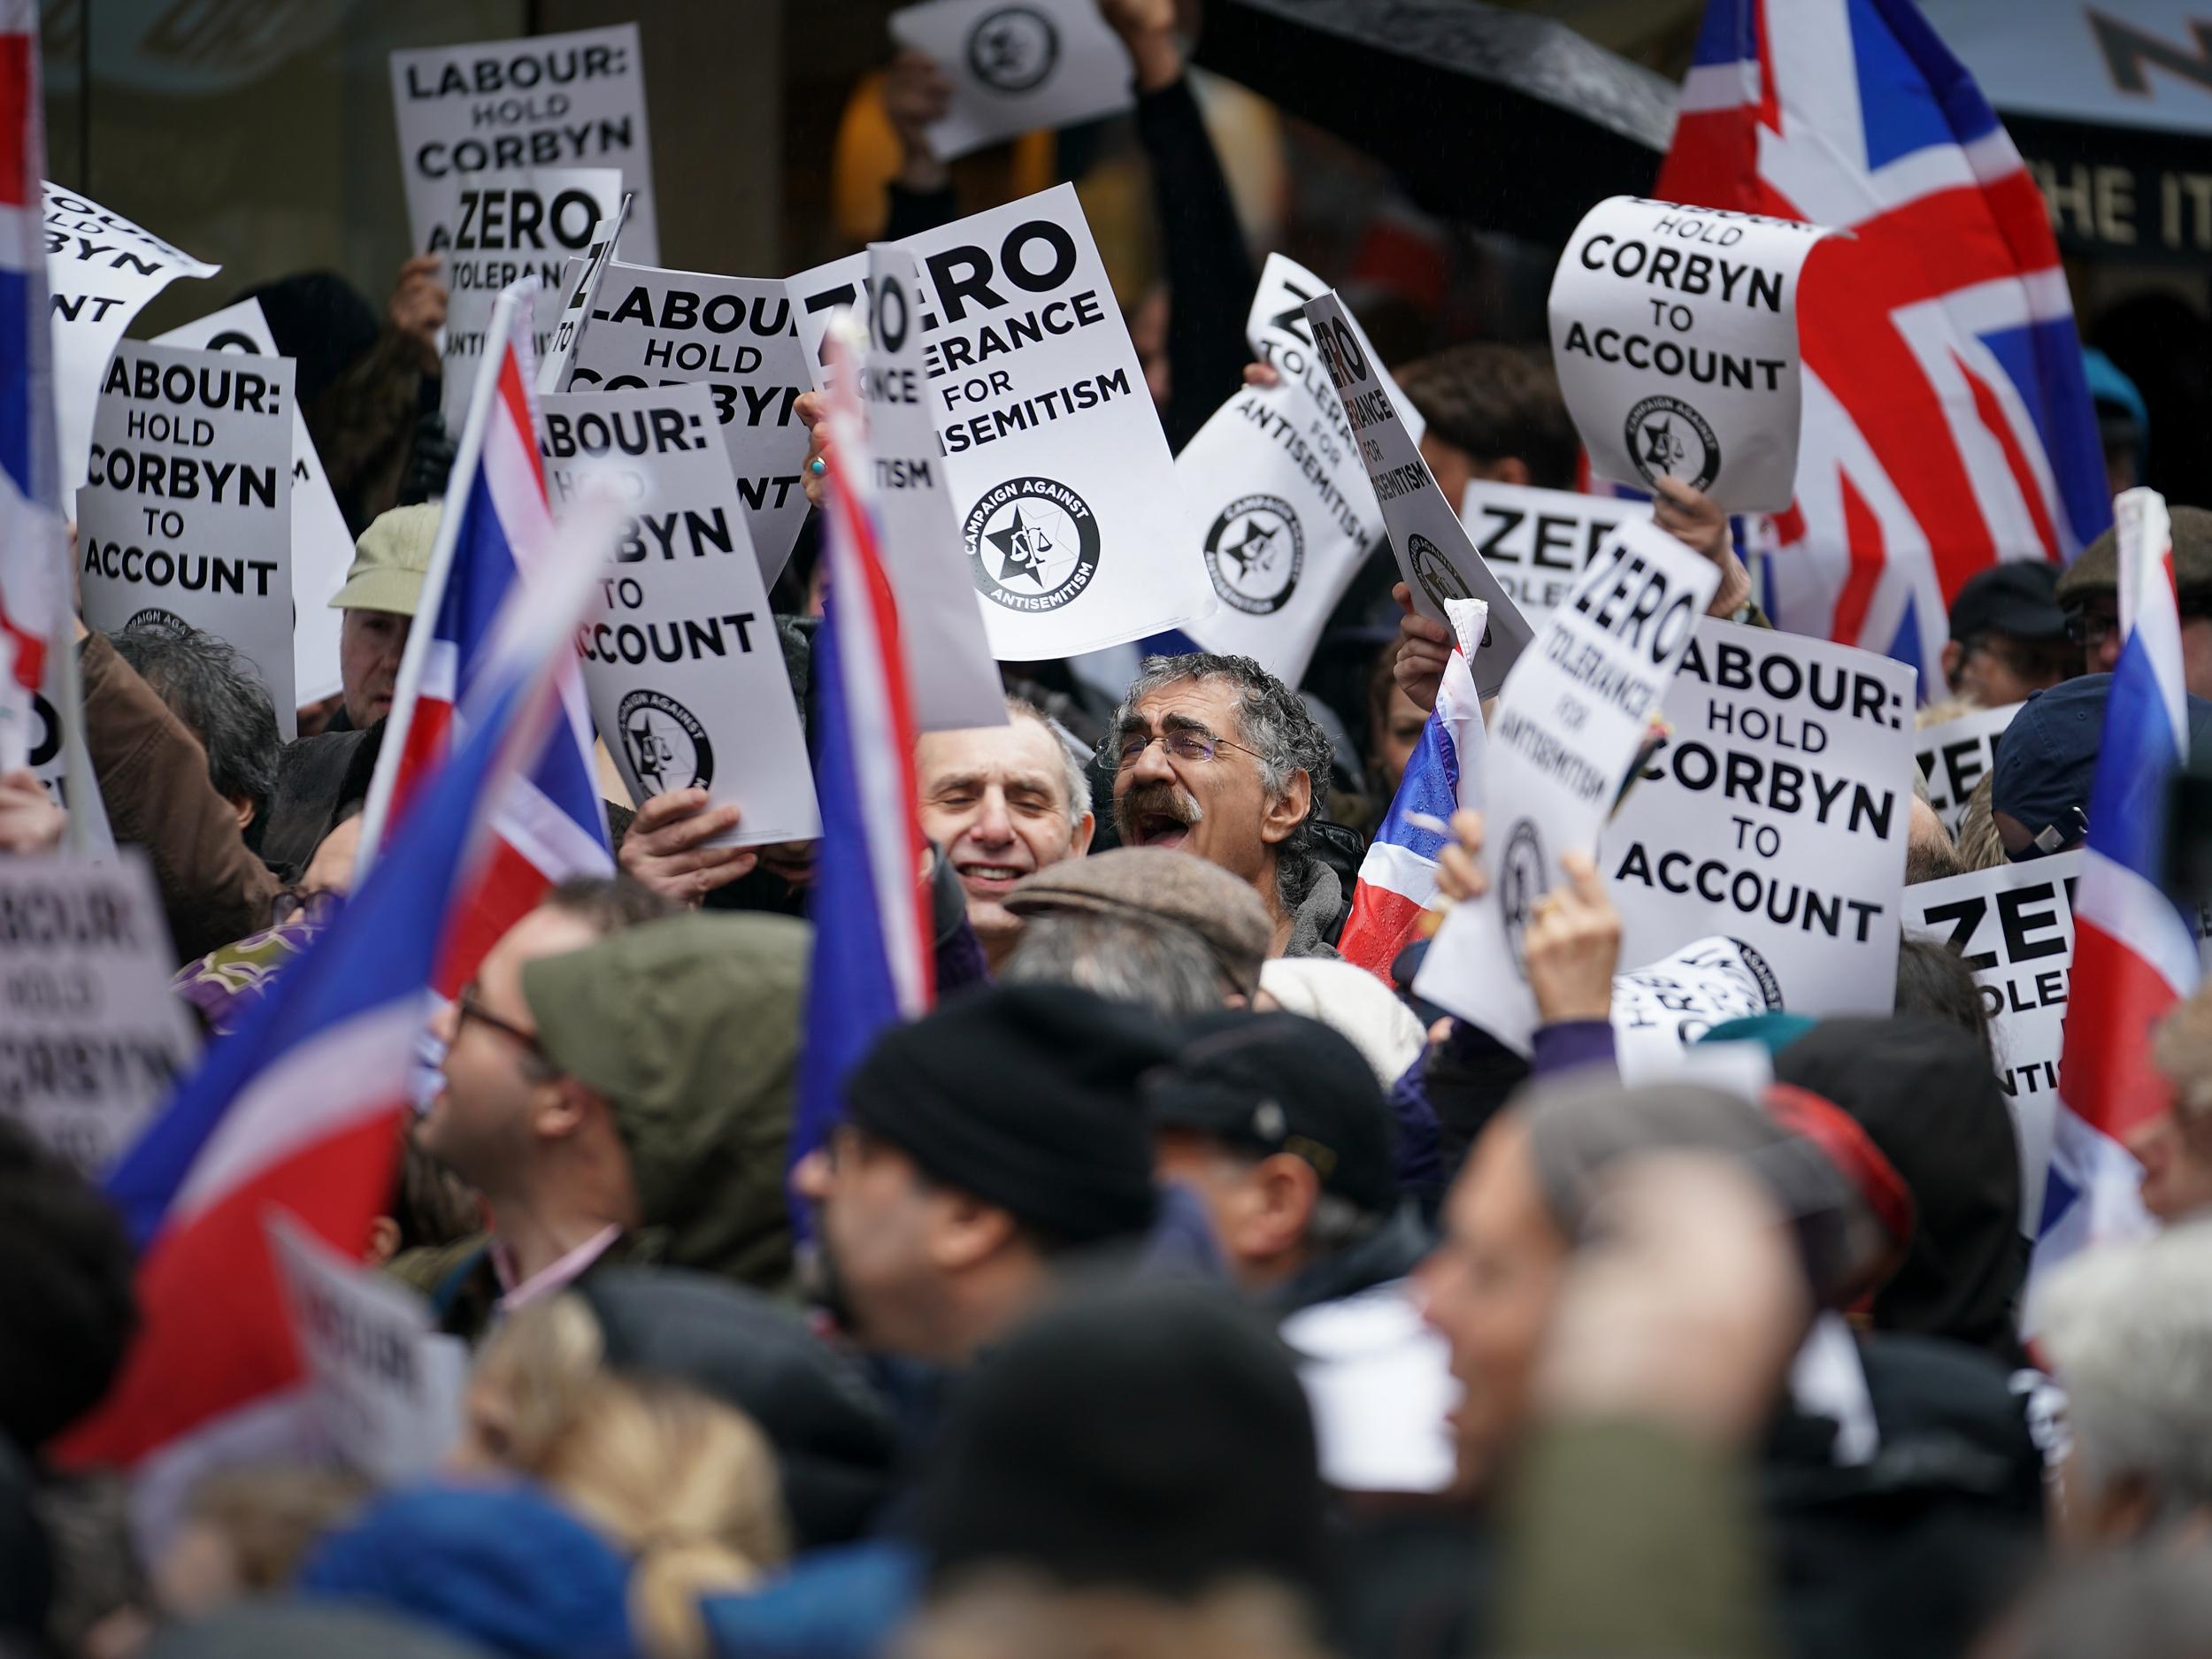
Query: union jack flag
1662 0 2111 685
356 279 611 994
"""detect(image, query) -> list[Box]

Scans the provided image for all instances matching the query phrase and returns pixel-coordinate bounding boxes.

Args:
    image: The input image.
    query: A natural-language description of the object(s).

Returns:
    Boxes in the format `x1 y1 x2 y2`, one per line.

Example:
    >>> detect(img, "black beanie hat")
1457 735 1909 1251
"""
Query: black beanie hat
918 1280 1325 1595
844 983 1169 1246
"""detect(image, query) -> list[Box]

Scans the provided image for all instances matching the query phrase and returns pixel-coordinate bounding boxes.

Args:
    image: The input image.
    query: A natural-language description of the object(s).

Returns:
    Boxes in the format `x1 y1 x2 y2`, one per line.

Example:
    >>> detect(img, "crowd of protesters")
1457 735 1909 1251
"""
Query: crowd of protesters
6 4 2212 1659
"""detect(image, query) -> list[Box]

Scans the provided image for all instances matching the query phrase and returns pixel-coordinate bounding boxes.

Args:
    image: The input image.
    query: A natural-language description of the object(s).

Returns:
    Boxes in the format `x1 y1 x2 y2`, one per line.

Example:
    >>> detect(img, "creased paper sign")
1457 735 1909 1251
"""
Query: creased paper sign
415 167 621 426
888 0 1134 162
44 184 219 496
1303 288 1532 696
1916 702 2020 836
801 186 1211 659
76 342 297 734
389 23 659 265
1904 850 2082 1226
569 260 814 584
1549 196 1835 512
540 383 820 845
1609 934 1787 1085
1180 257 1386 685
1460 479 1649 631
157 301 357 708
0 851 197 1176
538 193 632 395
267 1213 468 1485
1415 519 1720 1052
856 243 1008 732
1604 619 1916 1018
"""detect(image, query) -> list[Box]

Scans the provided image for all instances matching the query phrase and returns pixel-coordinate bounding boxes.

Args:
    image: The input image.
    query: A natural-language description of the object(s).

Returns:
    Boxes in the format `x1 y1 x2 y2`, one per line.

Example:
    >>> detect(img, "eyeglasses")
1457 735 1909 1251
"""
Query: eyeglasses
2065 609 2121 650
454 985 545 1056
1110 727 1263 772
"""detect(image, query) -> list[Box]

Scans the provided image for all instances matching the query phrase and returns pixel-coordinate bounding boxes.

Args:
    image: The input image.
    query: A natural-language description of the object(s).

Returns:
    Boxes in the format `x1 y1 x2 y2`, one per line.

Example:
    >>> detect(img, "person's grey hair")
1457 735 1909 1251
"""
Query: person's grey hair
1000 911 1231 1019
1111 653 1333 856
2011 1543 2212 1659
2036 1221 2212 1522
1005 694 1092 832
109 622 280 810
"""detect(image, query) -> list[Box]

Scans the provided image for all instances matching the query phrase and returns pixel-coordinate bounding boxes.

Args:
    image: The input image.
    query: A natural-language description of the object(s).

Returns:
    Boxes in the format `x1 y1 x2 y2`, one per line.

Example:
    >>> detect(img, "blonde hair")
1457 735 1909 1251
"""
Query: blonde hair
1916 695 1983 728
466 1295 791 1659
1953 772 2006 872
2156 988 2212 1125
180 1464 370 1591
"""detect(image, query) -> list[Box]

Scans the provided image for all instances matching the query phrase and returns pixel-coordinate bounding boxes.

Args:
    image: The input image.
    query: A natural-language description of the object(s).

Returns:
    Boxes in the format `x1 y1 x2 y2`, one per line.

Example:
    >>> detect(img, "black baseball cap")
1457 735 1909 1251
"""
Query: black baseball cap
1145 1011 1398 1217
1949 562 2066 645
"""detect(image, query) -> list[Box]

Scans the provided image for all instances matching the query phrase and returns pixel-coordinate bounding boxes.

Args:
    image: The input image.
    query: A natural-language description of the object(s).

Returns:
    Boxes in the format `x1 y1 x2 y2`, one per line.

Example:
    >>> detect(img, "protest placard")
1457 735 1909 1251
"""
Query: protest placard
889 0 1134 161
1916 701 2019 836
1904 851 2082 1225
1549 196 1834 513
540 383 819 845
856 244 1007 732
1604 619 1916 1018
538 193 633 395
1303 288 1532 696
389 24 659 266
570 259 813 582
414 167 621 425
1460 479 1649 631
157 301 357 707
0 851 197 1176
814 187 1210 658
43 185 219 495
1416 520 1720 1052
266 1213 468 1484
1609 934 1787 1085
76 342 297 734
1179 257 1386 684
787 250 870 390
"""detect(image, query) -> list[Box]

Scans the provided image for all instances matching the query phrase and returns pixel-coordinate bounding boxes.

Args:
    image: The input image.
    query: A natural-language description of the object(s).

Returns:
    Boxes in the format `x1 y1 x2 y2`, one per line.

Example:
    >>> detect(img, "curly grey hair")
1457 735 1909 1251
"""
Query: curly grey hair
109 622 280 810
1110 653 1333 856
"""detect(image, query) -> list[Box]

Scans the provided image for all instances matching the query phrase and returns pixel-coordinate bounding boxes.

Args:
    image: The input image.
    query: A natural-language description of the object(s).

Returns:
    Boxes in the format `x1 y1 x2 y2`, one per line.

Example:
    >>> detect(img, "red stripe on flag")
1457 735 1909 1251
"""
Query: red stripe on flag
495 349 547 498
0 608 42 693
388 695 454 832
0 35 34 211
51 1110 403 1470
434 833 554 1001
1830 470 1886 647
1339 882 1426 984
2059 918 2181 1144
1954 349 2058 564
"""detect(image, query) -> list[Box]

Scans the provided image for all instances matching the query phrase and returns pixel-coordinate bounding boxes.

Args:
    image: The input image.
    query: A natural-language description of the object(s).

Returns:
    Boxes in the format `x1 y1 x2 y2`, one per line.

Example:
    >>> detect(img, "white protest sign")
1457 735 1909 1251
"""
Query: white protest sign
856 244 1007 732
1461 479 1649 631
157 301 355 708
43 184 219 496
0 852 197 1176
1246 253 1424 439
1549 196 1834 513
389 24 658 266
537 192 633 395
1609 934 1788 1086
540 383 819 844
1916 701 2019 836
76 342 297 734
570 260 814 583
872 187 1210 657
1179 257 1386 684
1416 521 1720 1052
1904 850 2081 1227
266 1212 468 1484
415 167 621 426
787 250 871 390
888 0 1134 162
1604 619 1916 1018
1303 288 1532 696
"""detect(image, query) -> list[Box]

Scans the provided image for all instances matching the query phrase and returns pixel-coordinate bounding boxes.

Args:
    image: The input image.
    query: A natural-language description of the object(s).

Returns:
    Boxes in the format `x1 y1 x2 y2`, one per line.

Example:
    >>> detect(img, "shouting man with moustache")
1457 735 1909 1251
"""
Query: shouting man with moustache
1108 652 1339 959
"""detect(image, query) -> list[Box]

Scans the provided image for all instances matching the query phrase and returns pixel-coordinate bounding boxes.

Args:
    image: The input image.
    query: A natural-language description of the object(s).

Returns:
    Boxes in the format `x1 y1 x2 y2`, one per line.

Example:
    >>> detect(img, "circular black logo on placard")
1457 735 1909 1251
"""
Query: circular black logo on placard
123 606 192 636
618 688 714 795
1500 818 1546 982
1624 395 1721 493
1730 937 1786 1012
965 477 1101 613
967 5 1058 91
1204 494 1304 615
1406 532 1473 614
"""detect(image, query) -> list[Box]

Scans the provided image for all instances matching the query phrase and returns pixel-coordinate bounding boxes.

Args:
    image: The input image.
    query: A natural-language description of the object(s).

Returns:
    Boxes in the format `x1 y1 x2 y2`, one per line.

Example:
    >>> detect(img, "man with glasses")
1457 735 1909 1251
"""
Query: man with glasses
1106 651 1340 959
1939 564 2073 708
411 886 808 1340
2058 507 2212 698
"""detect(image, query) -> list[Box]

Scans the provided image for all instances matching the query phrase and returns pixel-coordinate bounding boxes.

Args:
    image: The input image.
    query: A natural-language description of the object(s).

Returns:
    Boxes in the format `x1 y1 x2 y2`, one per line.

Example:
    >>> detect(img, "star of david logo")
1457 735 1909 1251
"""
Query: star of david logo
1640 415 1686 472
986 502 1058 587
1218 514 1281 580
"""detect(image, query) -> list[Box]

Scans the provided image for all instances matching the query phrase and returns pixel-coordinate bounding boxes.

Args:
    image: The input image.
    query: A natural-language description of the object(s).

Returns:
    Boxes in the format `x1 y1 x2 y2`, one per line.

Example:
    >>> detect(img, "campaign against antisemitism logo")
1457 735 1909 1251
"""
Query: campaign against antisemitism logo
1624 395 1721 494
124 607 194 637
965 476 1102 613
617 688 715 794
1204 494 1305 616
1407 531 1474 614
967 5 1059 91
1499 818 1547 982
